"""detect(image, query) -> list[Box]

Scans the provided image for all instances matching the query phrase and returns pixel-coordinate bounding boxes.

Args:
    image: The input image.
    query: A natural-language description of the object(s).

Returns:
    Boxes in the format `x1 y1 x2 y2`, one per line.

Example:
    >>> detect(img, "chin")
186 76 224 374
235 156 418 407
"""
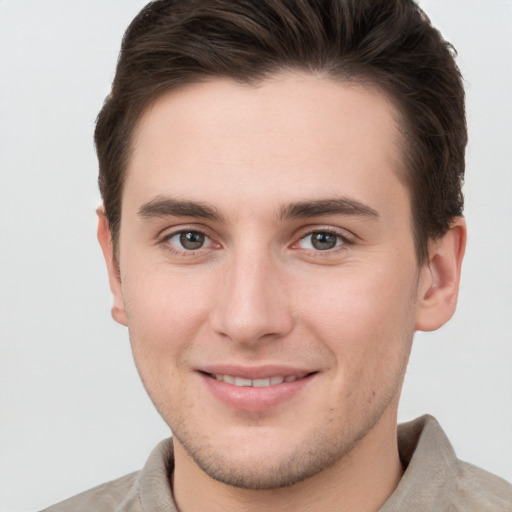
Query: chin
171 412 377 490
183 437 349 489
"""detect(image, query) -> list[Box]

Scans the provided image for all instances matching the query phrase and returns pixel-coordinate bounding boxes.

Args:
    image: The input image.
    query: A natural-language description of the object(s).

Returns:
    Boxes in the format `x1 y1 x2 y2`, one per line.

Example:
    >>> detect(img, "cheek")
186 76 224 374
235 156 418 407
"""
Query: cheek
119 267 212 417
298 261 418 375
120 265 214 361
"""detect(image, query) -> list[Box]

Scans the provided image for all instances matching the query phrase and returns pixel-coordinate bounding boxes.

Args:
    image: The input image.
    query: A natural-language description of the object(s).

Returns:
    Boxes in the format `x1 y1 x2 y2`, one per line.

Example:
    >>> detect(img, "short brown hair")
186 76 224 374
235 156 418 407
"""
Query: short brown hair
95 0 466 263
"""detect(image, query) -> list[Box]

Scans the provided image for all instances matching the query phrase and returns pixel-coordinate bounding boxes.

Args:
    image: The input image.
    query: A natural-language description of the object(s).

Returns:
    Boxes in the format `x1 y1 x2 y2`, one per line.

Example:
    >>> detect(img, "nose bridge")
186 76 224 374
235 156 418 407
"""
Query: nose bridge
211 244 293 345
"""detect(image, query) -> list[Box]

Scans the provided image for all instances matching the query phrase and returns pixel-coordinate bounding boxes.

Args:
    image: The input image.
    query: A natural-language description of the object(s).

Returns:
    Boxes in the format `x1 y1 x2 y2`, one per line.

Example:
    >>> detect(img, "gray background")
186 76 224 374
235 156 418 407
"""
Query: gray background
0 1 511 510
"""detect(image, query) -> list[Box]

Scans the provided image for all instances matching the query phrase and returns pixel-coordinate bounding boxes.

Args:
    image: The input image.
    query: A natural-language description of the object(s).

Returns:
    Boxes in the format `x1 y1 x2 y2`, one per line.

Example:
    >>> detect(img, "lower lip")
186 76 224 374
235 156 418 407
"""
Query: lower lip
201 373 314 412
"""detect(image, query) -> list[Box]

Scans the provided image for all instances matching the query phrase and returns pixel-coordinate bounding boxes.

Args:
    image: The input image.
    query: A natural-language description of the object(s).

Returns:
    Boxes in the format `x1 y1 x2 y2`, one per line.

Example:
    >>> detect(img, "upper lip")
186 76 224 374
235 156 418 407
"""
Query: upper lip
198 364 316 380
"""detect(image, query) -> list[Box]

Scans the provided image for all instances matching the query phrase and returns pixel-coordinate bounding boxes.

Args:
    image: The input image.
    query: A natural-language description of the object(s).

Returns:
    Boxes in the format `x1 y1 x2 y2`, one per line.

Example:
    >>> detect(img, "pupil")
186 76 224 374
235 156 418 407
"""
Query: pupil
312 232 337 250
180 231 205 250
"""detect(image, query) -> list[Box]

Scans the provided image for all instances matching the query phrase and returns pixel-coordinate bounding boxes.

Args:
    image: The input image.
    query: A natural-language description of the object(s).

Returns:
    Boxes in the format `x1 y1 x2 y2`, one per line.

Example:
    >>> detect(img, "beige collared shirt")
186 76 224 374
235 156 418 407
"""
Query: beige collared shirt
42 415 512 511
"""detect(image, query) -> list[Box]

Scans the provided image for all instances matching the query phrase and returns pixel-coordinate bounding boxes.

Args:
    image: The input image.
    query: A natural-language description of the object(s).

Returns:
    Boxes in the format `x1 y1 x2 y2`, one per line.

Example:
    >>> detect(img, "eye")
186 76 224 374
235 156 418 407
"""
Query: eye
297 231 346 251
166 230 209 251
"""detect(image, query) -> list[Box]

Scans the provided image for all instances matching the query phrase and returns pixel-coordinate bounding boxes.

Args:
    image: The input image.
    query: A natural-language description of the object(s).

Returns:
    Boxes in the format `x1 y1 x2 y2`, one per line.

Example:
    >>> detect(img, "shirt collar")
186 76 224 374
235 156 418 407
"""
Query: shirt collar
379 415 458 511
136 415 457 512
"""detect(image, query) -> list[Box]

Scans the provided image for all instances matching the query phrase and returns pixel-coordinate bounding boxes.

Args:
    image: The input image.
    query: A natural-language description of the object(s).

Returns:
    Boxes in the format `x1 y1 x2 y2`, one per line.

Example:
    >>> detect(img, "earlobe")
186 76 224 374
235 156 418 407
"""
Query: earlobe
415 217 467 332
97 208 128 327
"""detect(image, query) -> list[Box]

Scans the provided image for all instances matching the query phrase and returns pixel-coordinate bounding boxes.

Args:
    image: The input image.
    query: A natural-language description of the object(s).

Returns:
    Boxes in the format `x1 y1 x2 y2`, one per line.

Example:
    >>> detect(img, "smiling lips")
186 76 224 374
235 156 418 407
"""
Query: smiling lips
210 373 309 387
201 369 315 412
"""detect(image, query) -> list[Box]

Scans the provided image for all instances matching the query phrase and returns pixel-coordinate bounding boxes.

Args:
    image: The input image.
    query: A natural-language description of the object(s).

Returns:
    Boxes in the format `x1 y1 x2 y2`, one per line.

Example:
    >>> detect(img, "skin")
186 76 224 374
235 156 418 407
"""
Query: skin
98 73 466 512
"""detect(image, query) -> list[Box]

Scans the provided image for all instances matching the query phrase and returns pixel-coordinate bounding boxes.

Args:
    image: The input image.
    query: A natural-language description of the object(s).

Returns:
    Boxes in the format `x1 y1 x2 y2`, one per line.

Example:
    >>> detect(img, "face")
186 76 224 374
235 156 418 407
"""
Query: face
102 74 438 489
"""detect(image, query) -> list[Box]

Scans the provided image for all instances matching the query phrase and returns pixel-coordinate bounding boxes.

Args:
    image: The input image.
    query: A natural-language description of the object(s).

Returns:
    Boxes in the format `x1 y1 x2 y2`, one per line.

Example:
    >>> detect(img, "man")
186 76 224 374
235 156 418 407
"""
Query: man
44 0 512 510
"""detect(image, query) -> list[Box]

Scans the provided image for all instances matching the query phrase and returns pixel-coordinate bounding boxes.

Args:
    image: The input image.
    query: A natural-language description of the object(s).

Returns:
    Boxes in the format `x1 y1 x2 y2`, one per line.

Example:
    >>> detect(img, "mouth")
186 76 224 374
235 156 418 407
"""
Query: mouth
207 372 310 387
199 368 317 412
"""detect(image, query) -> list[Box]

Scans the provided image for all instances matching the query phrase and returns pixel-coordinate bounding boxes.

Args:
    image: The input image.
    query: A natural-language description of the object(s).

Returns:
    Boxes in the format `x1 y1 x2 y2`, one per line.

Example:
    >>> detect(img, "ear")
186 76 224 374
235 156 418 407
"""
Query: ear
97 208 128 326
415 217 467 332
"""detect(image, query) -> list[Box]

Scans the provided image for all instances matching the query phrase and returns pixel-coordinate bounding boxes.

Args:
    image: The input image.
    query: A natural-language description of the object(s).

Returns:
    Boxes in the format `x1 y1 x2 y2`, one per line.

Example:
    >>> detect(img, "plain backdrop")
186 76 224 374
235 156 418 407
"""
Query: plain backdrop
0 1 511 511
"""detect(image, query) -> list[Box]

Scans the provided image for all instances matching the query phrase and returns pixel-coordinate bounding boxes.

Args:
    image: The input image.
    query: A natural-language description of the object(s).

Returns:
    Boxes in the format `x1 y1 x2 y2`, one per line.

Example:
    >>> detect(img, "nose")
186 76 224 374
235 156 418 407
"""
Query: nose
210 251 295 346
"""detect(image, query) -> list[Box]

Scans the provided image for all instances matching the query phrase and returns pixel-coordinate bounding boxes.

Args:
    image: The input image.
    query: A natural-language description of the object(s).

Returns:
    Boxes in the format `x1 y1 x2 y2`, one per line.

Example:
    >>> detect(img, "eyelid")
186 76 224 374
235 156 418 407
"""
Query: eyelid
156 223 355 256
156 223 214 241
289 226 356 258
157 225 221 255
293 225 356 244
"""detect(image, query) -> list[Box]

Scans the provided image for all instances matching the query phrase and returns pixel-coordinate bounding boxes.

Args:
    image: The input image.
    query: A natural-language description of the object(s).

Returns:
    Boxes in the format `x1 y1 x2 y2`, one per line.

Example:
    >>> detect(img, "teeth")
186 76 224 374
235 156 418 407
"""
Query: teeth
253 378 271 387
234 377 252 387
224 375 236 385
213 373 307 387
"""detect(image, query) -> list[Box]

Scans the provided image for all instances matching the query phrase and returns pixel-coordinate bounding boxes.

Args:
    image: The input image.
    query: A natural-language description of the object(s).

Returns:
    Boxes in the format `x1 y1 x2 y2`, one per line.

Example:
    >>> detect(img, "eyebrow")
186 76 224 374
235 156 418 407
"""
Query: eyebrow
137 195 379 223
279 198 380 220
138 196 224 221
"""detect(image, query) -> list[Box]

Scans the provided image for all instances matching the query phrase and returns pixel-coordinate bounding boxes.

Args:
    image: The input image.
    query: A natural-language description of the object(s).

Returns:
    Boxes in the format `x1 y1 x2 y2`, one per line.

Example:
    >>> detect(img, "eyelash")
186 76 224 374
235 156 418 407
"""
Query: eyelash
158 227 354 257
294 228 354 254
159 227 217 257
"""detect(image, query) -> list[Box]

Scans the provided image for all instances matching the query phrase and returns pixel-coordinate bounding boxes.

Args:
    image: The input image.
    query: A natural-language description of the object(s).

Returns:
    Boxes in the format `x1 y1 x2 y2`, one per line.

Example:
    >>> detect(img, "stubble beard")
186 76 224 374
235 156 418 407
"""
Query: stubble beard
134 306 416 491
168 391 398 490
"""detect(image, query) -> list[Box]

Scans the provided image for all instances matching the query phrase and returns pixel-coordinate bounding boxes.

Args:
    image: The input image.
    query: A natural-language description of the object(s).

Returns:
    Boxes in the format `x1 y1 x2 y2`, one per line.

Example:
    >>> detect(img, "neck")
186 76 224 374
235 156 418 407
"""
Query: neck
172 409 403 512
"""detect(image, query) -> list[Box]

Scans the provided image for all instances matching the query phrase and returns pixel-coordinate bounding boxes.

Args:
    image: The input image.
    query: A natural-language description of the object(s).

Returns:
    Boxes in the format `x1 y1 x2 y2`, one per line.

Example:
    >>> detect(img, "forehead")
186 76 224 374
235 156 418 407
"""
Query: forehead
125 73 407 219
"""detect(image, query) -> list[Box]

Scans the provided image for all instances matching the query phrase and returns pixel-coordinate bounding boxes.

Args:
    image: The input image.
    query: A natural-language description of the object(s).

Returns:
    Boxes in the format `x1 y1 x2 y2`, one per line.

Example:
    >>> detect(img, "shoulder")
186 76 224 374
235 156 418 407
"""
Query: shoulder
384 415 512 512
41 471 141 512
40 437 176 512
451 459 512 512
